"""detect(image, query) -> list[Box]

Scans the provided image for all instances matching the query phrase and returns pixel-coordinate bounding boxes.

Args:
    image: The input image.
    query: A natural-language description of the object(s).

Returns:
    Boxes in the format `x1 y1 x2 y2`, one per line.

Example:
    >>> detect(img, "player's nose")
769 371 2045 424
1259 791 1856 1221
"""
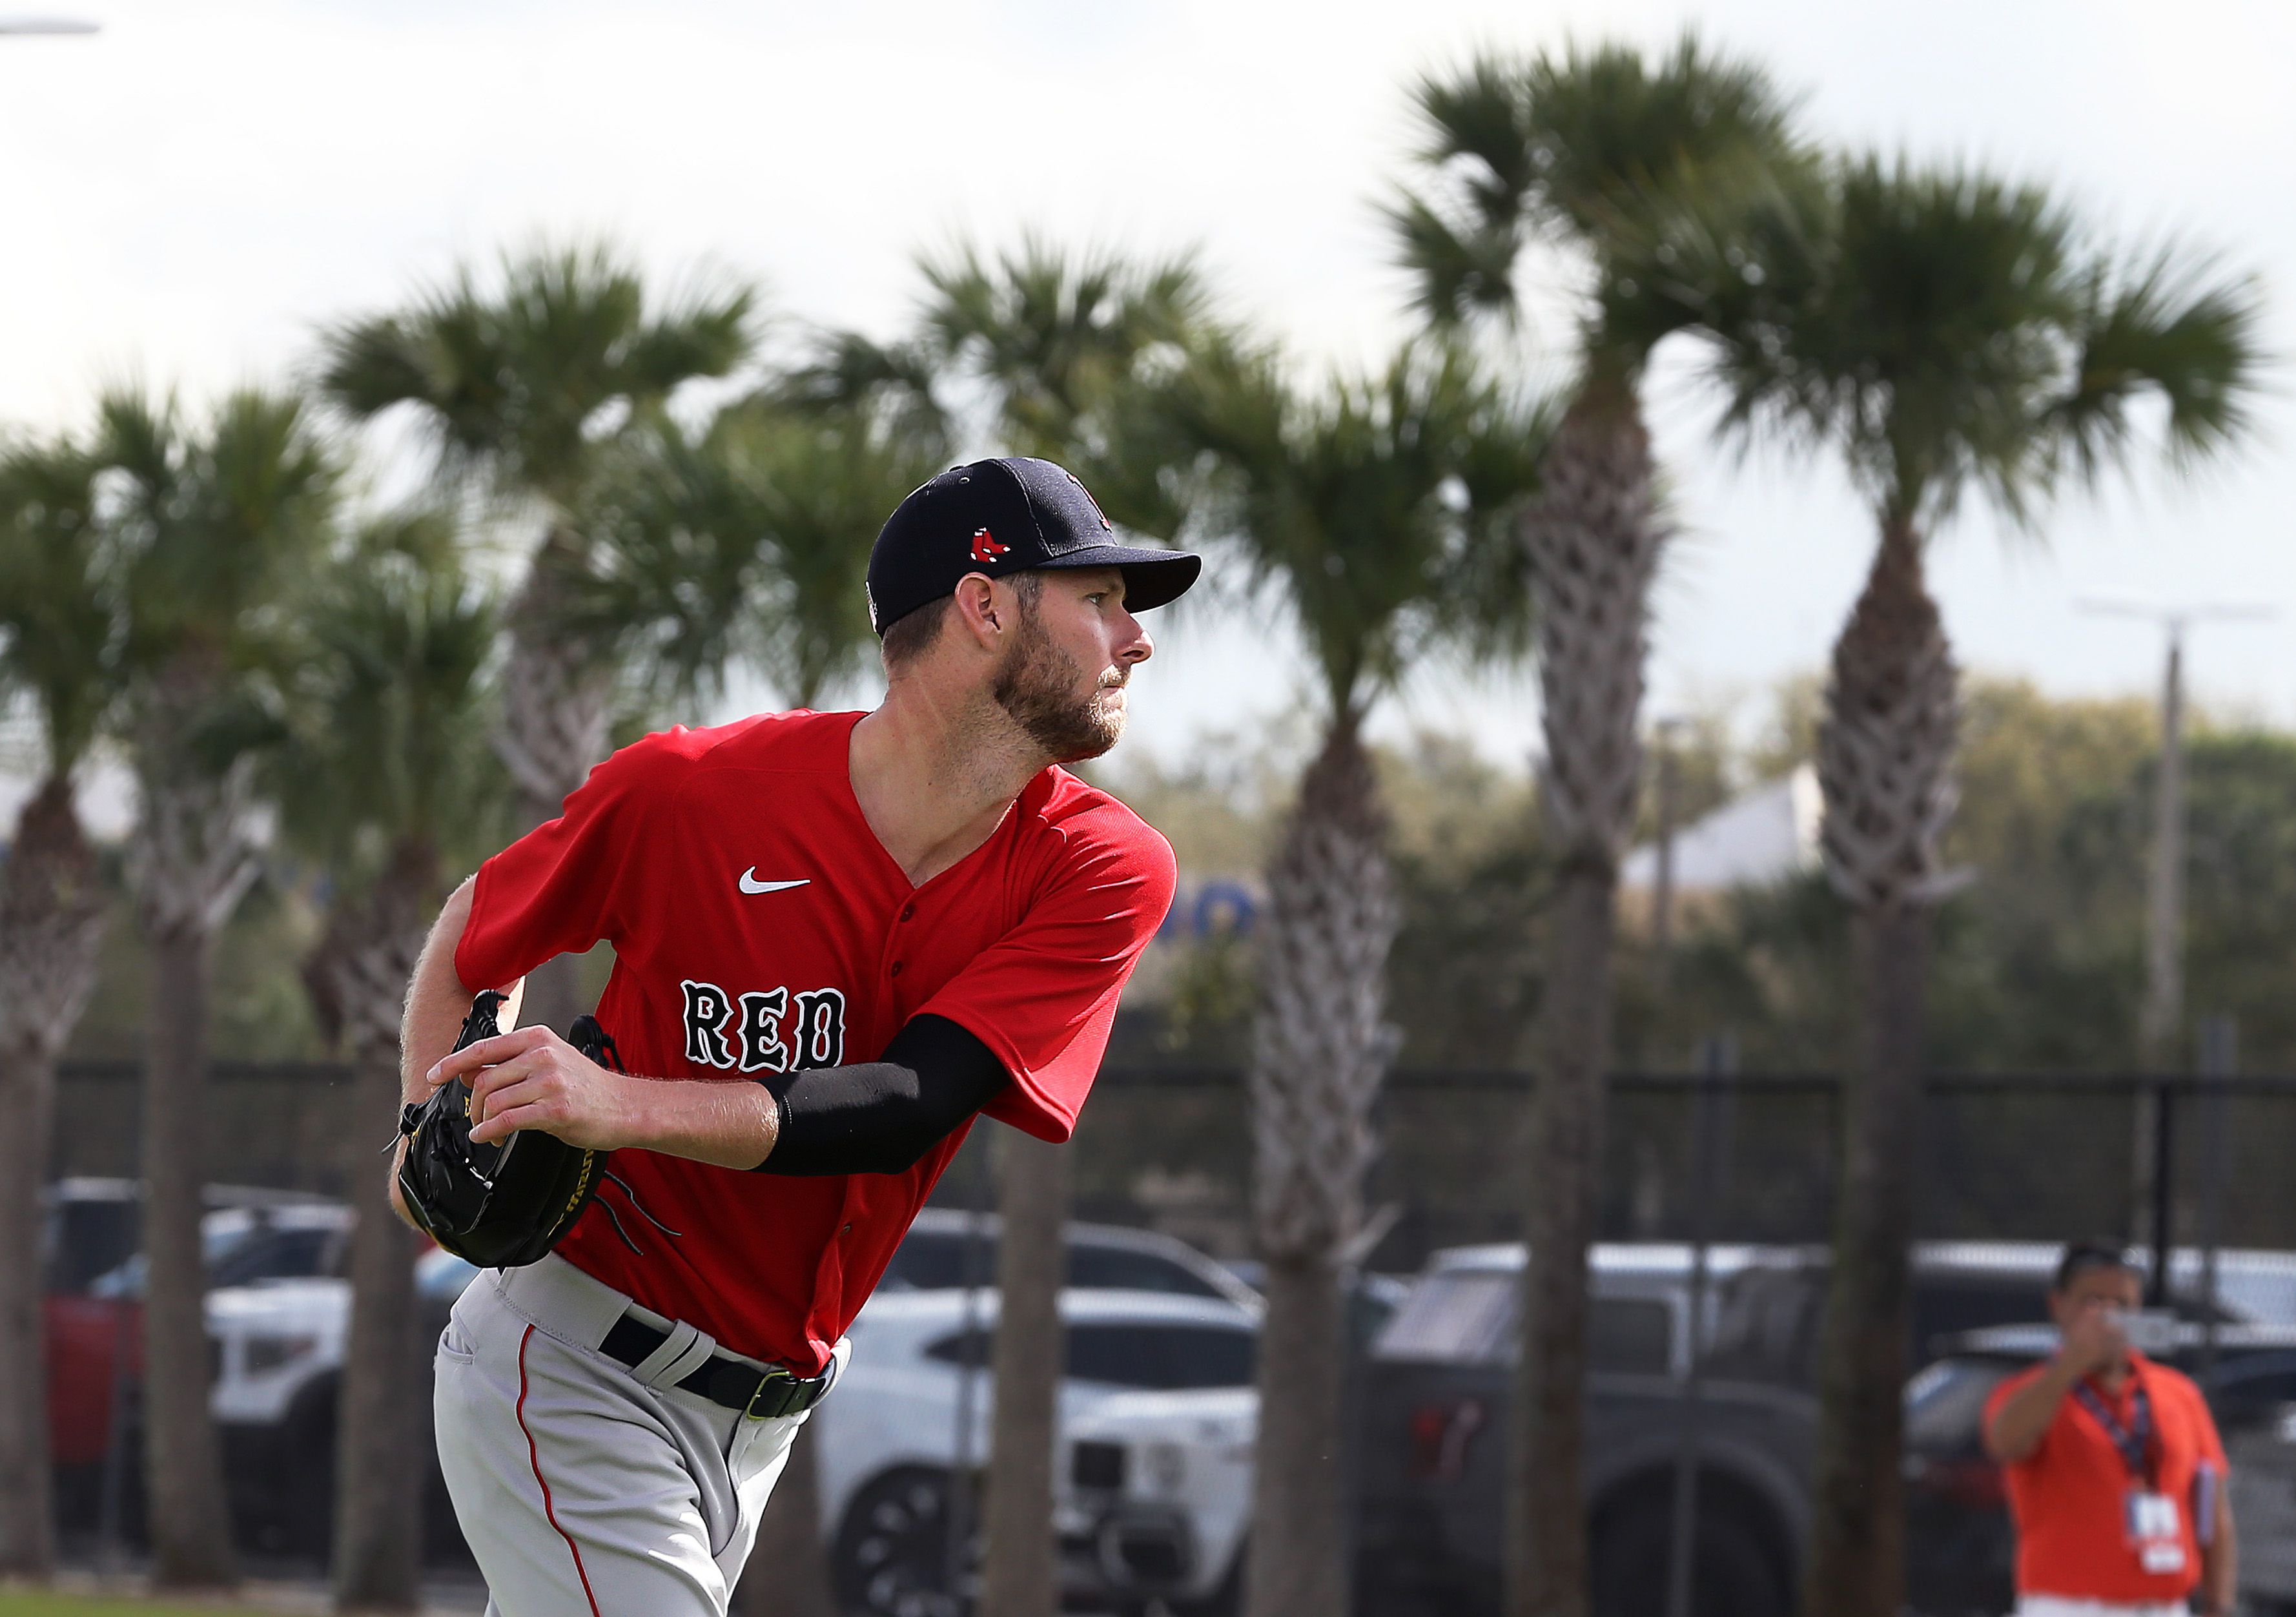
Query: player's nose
1118 613 1152 666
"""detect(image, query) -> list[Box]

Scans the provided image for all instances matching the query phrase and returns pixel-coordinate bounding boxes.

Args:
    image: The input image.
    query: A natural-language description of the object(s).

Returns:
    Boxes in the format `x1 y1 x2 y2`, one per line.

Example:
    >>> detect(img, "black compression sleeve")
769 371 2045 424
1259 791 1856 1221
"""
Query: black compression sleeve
753 1014 1009 1177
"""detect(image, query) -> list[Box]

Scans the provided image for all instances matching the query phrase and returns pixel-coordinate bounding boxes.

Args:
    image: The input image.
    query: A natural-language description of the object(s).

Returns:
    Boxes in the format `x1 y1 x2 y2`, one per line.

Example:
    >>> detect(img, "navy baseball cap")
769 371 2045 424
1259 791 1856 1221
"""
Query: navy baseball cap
866 457 1202 635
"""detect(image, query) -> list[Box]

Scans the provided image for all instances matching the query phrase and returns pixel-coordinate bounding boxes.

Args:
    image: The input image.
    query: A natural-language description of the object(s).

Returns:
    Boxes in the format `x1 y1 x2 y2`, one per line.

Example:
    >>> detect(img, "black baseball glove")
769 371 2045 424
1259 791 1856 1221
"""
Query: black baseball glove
396 990 624 1270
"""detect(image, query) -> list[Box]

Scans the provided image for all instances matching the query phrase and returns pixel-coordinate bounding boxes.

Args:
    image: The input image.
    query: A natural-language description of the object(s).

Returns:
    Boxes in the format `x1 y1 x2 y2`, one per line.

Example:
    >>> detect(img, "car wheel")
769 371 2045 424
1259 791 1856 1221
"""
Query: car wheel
831 1467 979 1617
1592 1498 1787 1617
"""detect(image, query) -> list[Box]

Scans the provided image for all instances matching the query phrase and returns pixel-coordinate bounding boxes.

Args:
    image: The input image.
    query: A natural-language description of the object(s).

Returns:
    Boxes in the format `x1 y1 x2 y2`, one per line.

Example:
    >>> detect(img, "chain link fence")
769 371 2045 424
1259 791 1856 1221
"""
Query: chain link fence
53 1060 2296 1273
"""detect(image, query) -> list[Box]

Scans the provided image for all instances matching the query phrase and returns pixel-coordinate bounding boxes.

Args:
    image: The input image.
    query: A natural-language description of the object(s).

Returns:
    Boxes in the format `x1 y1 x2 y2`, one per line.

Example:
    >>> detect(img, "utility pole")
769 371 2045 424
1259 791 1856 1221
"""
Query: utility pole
2144 623 2188 1065
2079 599 2271 1246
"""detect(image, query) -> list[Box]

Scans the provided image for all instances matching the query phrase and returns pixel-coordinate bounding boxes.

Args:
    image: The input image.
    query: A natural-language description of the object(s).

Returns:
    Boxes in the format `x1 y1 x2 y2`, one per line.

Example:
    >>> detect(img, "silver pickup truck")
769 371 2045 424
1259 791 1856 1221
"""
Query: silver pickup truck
1355 1244 1820 1617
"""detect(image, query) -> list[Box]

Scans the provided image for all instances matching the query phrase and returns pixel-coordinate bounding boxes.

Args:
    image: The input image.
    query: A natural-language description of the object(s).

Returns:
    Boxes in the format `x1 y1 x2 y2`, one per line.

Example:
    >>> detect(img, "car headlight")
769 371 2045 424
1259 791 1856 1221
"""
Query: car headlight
241 1333 320 1375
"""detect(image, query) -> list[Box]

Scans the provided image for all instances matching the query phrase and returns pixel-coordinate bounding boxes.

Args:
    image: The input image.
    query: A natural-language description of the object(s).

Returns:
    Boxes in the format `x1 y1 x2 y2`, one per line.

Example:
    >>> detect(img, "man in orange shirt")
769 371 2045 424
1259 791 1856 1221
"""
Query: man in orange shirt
1983 1240 2237 1617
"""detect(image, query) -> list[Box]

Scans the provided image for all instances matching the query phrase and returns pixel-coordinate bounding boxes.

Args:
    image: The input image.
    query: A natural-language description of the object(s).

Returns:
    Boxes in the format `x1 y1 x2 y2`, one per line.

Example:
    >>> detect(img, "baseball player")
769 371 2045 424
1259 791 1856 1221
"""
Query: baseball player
391 457 1199 1616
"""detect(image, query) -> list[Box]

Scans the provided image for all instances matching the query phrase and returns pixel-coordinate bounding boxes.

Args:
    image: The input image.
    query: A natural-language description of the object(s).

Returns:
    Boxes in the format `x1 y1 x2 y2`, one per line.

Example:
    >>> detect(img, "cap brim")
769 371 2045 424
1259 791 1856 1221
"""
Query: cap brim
1038 544 1202 613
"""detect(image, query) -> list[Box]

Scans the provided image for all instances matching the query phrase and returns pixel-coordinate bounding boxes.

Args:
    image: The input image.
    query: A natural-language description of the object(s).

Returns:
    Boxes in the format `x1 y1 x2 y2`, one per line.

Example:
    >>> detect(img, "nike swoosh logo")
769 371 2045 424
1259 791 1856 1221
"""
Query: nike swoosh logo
738 870 810 896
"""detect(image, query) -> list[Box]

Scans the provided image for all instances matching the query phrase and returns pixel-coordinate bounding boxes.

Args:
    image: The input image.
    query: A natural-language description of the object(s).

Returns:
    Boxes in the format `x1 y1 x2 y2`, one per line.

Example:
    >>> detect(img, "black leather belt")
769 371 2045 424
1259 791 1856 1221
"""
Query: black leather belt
600 1314 835 1419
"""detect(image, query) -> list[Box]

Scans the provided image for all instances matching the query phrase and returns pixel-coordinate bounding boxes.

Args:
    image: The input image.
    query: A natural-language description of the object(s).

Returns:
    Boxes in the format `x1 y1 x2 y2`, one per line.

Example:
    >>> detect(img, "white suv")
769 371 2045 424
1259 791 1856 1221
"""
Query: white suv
820 1286 1260 1616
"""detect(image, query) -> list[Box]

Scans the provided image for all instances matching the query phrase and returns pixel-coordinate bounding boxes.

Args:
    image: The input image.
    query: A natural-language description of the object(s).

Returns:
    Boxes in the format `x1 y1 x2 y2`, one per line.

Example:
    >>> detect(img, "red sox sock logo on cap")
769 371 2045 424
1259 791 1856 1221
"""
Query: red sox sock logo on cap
969 527 1010 565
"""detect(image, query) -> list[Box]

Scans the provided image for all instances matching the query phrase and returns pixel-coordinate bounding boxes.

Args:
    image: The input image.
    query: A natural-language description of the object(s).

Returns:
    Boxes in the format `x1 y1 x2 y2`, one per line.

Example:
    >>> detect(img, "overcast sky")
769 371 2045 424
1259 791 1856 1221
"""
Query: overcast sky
6 0 2293 770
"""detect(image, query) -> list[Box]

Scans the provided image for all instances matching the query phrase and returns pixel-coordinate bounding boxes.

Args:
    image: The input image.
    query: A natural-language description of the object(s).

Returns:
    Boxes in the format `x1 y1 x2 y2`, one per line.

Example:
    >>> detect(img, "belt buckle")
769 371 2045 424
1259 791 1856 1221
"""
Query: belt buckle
743 1366 799 1421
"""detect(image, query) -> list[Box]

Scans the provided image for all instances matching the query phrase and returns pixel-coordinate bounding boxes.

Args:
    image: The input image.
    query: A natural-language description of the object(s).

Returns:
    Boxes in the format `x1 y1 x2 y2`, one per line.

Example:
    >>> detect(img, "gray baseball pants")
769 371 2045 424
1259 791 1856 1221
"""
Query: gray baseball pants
435 1252 845 1617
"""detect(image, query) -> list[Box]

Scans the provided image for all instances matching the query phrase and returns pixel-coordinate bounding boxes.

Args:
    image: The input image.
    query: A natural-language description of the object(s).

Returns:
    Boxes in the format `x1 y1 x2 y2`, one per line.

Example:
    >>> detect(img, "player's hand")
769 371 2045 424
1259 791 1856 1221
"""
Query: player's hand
427 1025 641 1151
2057 1301 2127 1377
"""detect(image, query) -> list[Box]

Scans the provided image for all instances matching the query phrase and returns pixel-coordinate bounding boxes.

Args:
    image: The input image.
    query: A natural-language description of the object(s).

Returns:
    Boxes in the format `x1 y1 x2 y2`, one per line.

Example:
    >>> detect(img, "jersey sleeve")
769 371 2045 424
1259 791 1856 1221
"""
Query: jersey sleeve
918 814 1177 1144
454 734 682 993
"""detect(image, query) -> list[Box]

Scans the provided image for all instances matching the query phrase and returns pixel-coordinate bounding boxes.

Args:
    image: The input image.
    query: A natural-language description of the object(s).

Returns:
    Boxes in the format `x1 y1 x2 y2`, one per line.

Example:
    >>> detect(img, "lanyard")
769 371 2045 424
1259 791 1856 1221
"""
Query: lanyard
2072 1376 2160 1490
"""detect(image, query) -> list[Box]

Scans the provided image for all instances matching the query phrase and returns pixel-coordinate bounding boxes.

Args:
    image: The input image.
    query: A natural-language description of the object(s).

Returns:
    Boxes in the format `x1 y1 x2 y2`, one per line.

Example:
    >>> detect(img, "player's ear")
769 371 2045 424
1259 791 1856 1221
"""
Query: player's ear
950 574 1002 648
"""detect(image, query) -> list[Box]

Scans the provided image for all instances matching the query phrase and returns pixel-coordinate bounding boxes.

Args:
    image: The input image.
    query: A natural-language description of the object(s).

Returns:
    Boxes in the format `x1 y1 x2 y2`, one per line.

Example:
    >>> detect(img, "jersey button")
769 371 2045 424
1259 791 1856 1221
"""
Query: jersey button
899 903 916 922
890 962 905 977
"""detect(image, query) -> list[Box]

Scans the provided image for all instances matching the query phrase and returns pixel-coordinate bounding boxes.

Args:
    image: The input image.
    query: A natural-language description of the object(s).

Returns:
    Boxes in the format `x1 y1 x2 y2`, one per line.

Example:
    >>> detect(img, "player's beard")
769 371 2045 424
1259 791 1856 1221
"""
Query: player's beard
991 601 1126 763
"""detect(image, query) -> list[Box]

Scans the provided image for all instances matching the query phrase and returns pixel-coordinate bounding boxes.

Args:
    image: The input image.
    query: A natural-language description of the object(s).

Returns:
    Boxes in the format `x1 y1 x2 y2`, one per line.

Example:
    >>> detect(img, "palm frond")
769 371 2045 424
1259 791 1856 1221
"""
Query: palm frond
1156 336 1549 719
766 329 952 463
1381 192 1526 326
316 238 762 511
268 509 503 878
1650 150 2266 539
2053 247 2265 483
917 233 1211 461
1393 34 1805 351
0 433 118 772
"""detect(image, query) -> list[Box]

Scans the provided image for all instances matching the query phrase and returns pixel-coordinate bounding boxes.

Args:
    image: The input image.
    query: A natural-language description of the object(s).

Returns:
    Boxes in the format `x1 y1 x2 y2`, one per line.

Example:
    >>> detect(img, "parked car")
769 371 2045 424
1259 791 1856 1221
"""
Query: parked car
207 1246 479 1554
1053 1271 1406 1616
41 1179 345 1526
817 1287 1262 1616
1903 1321 2296 1617
879 1208 1263 1311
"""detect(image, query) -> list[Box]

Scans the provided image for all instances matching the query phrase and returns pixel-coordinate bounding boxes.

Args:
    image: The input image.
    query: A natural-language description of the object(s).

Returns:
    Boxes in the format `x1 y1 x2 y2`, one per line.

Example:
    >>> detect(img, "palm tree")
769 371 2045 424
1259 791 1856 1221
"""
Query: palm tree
317 242 757 1029
1391 39 1803 1617
1617 156 2262 1616
1162 338 1548 1617
264 511 500 1611
101 386 343 1589
0 435 119 1581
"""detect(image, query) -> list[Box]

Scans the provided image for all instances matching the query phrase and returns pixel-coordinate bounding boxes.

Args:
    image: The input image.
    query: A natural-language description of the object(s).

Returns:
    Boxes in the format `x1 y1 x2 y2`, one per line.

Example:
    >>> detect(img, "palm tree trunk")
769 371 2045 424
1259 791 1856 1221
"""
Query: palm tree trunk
498 527 616 1035
979 1129 1069 1617
1508 378 1663 1617
0 1028 59 1581
1245 717 1397 1617
1509 864 1615 1617
0 776 110 1581
1802 515 1956 1617
319 854 433 1614
130 670 263 1593
737 1425 837 1617
332 1043 423 1611
143 920 239 1589
1249 1252 1348 1617
1804 904 1926 1617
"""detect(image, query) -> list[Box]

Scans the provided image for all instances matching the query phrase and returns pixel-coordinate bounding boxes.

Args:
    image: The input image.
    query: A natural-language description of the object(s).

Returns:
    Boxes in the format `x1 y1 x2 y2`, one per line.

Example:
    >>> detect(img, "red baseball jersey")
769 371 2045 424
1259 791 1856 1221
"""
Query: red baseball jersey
453 708 1176 1374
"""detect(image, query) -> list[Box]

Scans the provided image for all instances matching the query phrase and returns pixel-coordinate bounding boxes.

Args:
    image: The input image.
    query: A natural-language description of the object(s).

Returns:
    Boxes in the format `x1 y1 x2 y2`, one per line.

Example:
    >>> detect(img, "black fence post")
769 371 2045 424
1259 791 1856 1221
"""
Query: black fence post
2148 1075 2176 1309
1665 1035 1739 1617
2197 1015 2236 1384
